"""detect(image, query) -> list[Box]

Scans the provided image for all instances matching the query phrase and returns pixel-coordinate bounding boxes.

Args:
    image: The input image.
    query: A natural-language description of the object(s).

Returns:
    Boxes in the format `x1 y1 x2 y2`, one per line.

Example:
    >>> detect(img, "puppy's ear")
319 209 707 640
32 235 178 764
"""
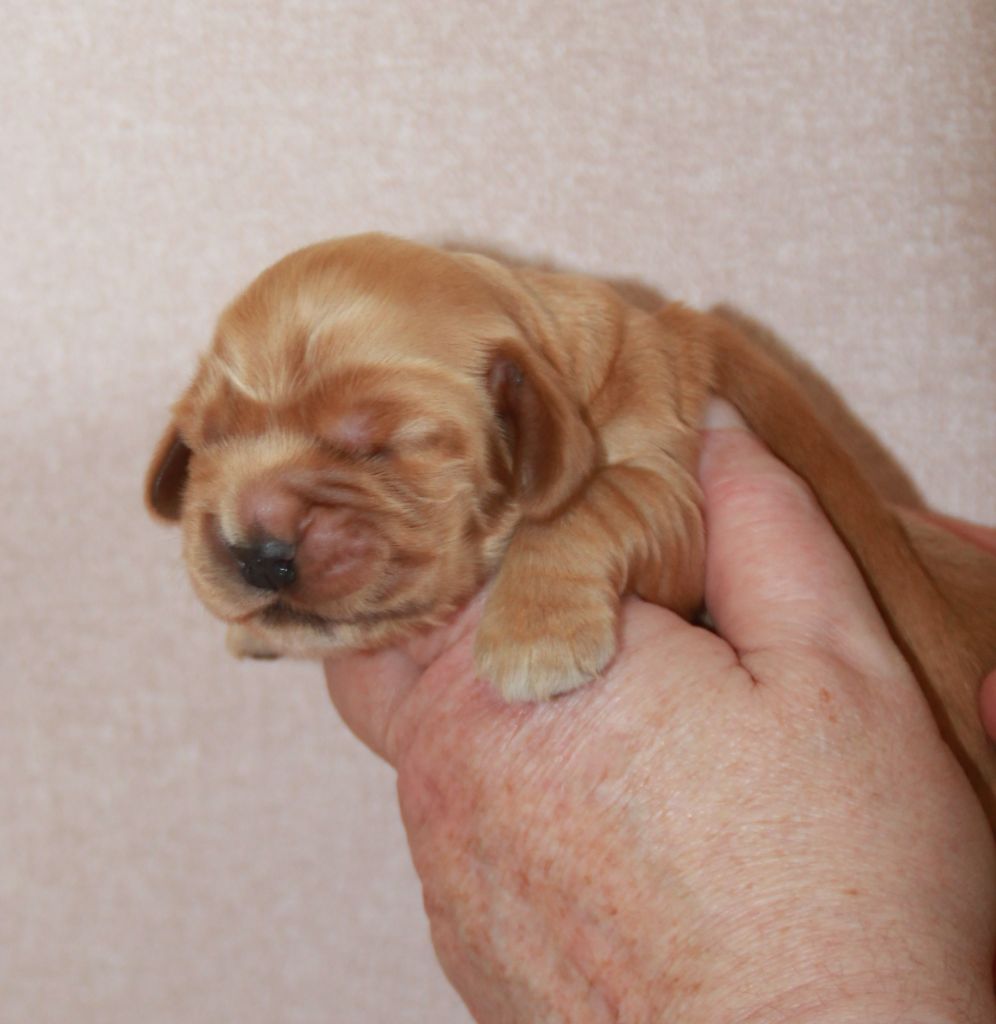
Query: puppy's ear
488 344 596 519
144 423 192 522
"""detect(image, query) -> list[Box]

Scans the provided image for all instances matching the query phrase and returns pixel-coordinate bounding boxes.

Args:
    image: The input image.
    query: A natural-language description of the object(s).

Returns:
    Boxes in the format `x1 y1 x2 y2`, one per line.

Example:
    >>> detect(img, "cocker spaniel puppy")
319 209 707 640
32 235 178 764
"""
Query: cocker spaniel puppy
146 234 996 822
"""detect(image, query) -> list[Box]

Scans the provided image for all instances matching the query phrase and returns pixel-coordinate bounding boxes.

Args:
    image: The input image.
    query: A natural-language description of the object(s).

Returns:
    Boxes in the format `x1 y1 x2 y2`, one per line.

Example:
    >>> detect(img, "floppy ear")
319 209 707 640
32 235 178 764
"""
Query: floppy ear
487 343 596 520
144 423 192 522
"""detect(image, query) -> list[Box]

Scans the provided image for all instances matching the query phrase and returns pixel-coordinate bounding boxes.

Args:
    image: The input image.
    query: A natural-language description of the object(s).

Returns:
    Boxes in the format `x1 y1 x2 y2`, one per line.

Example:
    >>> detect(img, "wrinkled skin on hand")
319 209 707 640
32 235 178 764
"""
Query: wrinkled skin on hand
326 411 996 1024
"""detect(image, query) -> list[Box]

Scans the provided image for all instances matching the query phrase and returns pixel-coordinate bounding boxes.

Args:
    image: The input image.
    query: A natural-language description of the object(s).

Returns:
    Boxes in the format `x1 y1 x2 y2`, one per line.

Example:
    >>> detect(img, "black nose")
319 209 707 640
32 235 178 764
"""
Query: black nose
230 539 297 592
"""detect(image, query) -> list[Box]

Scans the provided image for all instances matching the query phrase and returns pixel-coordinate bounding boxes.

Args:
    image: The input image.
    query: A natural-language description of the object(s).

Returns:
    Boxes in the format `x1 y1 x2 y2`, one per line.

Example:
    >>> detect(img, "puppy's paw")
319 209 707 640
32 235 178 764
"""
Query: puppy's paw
226 623 282 660
474 586 619 702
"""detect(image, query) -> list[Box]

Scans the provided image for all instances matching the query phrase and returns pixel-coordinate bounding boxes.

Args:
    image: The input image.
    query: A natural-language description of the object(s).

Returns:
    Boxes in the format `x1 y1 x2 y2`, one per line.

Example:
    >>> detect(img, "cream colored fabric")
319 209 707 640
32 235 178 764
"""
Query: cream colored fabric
2 2 993 1021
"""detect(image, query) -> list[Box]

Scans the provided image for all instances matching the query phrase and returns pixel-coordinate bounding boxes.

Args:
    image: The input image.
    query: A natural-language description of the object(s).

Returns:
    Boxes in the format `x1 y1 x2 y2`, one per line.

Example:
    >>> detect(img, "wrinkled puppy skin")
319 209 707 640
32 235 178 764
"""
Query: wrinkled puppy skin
146 233 996 823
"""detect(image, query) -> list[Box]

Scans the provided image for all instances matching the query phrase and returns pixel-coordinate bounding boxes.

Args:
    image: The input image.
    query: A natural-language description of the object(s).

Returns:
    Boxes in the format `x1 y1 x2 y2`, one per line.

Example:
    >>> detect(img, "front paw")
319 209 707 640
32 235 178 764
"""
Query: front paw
474 586 619 702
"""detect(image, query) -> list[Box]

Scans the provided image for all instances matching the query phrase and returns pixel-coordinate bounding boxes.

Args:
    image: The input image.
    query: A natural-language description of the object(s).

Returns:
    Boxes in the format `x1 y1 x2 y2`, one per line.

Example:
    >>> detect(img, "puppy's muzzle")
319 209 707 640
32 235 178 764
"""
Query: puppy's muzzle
230 539 297 592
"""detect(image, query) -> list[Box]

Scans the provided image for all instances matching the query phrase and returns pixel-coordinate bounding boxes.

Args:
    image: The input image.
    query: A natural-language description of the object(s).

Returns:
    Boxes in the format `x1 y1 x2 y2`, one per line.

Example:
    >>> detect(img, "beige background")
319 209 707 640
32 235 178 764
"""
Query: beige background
2 2 994 1022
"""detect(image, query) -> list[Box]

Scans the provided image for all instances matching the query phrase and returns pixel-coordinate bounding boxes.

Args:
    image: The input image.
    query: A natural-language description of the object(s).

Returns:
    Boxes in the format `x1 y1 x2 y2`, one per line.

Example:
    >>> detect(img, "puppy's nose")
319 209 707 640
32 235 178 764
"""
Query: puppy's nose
230 538 297 592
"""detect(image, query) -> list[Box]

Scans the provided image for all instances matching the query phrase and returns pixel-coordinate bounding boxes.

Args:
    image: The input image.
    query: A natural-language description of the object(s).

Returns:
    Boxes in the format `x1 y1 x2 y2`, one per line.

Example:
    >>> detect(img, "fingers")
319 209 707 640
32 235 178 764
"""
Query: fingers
324 647 420 765
324 596 488 764
698 399 896 668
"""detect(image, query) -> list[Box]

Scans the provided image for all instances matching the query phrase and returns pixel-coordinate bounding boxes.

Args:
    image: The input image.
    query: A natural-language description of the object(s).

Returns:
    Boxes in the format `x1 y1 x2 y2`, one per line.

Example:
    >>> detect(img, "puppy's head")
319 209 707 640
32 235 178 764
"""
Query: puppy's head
145 234 597 657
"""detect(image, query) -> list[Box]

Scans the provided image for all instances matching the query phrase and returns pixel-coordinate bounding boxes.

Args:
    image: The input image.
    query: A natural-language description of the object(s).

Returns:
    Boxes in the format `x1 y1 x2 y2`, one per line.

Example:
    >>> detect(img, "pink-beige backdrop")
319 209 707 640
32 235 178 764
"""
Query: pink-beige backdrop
2 3 994 1022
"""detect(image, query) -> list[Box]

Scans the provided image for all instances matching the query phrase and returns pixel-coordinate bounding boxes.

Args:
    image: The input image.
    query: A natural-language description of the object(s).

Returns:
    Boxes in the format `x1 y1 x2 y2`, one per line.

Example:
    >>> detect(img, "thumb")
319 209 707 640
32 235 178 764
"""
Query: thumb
325 647 420 765
697 398 896 667
324 594 488 764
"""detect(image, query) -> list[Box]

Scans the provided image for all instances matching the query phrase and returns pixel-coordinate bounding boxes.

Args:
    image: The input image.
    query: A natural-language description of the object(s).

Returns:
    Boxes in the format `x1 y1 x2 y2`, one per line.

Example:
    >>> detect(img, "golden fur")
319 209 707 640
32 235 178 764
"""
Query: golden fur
146 233 996 822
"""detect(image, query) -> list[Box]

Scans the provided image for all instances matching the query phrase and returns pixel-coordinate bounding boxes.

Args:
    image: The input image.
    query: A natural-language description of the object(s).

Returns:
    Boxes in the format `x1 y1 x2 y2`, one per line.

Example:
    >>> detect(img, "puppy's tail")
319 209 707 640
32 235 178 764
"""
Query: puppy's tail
704 313 996 820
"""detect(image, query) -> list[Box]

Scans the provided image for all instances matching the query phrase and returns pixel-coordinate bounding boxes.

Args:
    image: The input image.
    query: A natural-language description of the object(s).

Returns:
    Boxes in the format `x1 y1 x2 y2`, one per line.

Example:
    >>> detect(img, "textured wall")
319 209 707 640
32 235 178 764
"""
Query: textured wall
2 2 993 1021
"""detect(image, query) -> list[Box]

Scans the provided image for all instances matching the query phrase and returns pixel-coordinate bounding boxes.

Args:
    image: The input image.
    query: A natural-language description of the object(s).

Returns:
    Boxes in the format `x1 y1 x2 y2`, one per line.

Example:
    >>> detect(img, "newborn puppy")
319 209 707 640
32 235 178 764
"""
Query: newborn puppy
146 233 996 822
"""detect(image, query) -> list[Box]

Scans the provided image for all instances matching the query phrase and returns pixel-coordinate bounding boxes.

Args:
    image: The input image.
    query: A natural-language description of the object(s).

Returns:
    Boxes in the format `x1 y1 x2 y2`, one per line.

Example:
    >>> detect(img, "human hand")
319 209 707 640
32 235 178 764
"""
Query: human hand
325 400 996 1024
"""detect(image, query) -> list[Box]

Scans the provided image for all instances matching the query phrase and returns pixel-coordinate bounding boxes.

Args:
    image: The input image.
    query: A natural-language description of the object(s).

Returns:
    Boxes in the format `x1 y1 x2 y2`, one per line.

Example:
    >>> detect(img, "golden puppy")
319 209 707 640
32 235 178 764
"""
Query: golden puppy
146 233 996 822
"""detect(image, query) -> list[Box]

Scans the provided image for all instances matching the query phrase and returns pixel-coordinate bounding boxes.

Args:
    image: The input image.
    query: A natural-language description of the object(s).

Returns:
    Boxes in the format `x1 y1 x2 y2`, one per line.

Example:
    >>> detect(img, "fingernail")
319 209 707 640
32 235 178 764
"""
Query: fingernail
701 397 748 431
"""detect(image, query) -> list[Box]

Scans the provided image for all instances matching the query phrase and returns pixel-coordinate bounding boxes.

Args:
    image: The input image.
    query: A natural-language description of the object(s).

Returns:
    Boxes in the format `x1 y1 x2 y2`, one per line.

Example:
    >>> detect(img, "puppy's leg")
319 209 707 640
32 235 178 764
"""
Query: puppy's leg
476 463 704 701
474 523 620 701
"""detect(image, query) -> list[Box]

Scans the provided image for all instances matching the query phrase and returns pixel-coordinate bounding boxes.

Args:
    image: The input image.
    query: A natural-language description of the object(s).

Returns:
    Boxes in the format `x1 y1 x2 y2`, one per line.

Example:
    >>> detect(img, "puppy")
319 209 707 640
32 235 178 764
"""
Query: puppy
146 233 996 823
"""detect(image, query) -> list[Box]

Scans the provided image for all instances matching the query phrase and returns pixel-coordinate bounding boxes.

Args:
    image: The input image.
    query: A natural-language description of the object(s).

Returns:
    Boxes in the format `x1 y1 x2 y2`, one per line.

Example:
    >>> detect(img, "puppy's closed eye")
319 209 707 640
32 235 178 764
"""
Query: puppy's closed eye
319 409 388 458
